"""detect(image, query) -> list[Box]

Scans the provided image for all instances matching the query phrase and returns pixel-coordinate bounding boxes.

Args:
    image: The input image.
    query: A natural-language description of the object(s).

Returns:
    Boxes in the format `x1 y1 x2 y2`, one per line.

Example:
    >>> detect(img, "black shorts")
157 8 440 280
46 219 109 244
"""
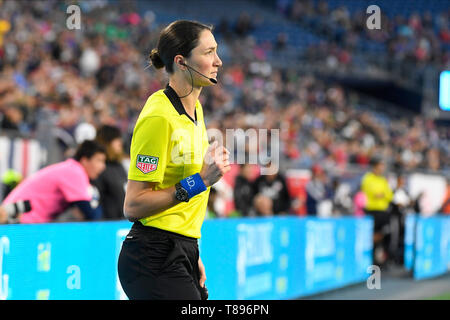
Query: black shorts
365 209 390 233
118 222 205 300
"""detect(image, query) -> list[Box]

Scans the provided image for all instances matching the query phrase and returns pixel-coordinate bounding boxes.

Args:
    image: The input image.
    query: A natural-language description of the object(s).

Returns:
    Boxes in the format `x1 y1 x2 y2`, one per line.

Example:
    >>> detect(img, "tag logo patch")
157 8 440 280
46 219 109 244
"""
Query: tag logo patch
136 155 159 174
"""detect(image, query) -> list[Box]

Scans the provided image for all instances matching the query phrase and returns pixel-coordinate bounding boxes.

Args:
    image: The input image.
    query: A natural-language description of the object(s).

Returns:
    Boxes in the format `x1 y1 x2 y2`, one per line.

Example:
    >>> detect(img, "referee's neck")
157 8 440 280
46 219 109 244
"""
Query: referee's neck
169 80 201 116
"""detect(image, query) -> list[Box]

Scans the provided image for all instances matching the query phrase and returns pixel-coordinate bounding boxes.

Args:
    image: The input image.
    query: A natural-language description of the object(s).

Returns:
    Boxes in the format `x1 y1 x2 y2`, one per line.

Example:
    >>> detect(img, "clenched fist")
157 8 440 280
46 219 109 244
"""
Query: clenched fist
200 141 231 187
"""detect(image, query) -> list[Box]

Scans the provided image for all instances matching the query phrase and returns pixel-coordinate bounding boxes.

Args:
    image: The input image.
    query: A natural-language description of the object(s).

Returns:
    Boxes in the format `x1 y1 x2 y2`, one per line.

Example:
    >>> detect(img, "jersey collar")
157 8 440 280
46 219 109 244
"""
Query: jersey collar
164 84 197 125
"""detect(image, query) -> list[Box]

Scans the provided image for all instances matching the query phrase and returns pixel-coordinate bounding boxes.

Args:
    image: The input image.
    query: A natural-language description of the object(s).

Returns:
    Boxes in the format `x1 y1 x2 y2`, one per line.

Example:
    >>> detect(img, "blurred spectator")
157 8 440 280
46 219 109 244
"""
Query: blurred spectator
233 163 256 217
234 12 253 37
206 187 219 219
353 184 367 217
331 178 353 216
391 175 413 213
439 177 450 215
361 158 393 267
0 140 106 224
252 162 291 215
251 194 273 217
274 32 288 51
413 191 425 214
389 174 413 265
306 164 333 216
1 104 29 135
93 125 127 220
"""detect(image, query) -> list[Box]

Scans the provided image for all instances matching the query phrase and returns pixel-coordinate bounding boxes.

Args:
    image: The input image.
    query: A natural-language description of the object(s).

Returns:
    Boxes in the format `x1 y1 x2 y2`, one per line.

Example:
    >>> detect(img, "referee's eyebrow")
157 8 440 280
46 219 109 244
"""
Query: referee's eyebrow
205 46 218 51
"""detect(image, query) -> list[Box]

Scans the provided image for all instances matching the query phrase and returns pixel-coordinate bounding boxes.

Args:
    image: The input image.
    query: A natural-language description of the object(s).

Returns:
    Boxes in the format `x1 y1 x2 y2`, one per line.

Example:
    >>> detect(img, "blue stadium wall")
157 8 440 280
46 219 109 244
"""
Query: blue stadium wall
2 214 449 300
404 215 450 280
0 217 374 300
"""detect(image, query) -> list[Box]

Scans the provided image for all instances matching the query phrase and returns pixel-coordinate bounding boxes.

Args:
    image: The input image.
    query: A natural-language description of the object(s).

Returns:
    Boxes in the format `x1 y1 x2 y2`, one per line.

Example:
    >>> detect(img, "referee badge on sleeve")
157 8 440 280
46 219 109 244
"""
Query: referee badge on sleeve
136 155 159 174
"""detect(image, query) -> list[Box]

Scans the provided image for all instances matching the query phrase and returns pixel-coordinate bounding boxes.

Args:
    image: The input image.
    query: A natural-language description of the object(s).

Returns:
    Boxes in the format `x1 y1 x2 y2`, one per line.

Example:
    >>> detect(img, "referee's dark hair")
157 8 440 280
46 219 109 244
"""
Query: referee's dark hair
73 140 106 161
149 20 213 74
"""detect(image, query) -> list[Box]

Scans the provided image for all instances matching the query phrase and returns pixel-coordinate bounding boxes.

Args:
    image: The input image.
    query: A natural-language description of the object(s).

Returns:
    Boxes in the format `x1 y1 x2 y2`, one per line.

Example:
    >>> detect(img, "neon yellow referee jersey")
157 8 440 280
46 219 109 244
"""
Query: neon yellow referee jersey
361 172 393 212
128 84 210 238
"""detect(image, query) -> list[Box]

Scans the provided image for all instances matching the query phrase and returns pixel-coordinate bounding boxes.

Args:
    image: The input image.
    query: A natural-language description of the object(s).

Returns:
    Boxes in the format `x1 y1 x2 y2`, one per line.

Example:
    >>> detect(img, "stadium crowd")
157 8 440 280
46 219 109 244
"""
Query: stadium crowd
277 0 450 85
0 0 449 233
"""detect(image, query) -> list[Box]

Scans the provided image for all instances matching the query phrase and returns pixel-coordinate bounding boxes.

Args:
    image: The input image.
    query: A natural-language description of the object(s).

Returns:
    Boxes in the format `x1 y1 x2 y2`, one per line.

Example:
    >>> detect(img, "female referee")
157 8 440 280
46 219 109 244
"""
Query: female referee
118 20 230 300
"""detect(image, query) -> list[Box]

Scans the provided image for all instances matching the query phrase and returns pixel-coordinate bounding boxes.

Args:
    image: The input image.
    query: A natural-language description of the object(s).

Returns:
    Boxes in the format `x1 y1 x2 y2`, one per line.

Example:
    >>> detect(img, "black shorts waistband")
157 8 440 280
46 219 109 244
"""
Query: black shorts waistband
131 221 198 243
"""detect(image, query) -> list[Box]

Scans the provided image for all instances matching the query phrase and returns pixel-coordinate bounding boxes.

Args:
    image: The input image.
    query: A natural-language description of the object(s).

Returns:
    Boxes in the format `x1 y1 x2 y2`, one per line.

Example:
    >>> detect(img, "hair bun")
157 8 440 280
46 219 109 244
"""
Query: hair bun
149 48 165 69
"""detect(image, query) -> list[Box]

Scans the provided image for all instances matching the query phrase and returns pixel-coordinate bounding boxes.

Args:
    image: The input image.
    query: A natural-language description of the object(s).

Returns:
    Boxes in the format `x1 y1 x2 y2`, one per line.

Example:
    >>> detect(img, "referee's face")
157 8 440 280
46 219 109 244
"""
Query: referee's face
188 30 222 86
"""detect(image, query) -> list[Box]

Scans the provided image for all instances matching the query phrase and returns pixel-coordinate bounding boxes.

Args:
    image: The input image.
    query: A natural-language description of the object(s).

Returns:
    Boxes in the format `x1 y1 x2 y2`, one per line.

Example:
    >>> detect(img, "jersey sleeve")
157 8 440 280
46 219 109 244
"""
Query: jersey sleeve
128 116 171 184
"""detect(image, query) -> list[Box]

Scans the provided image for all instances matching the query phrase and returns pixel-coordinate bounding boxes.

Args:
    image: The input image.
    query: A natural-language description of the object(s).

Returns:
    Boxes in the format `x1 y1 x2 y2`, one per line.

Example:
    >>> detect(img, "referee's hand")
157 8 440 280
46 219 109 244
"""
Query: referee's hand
200 140 231 187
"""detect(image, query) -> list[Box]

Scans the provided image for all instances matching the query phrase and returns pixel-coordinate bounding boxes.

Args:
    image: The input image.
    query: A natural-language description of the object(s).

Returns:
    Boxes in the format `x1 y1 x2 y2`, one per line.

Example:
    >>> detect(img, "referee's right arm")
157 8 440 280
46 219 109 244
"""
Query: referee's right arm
123 181 179 222
123 142 230 222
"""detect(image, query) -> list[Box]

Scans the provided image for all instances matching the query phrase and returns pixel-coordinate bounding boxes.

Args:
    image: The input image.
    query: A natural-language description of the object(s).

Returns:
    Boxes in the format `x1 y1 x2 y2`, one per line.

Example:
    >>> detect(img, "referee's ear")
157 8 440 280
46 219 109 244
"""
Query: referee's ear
174 55 187 70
